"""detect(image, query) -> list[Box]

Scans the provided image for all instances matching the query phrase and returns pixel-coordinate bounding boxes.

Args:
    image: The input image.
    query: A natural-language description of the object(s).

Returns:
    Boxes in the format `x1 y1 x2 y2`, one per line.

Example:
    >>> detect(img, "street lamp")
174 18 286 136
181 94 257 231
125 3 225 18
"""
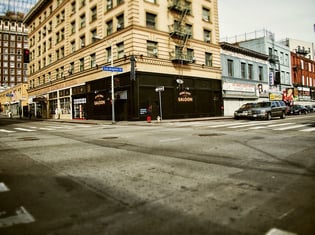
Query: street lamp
111 43 115 124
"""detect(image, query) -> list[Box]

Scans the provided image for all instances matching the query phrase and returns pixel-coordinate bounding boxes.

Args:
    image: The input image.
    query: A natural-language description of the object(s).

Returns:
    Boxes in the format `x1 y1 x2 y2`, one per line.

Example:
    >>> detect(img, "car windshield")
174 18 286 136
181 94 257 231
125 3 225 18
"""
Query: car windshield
257 102 271 108
240 103 256 109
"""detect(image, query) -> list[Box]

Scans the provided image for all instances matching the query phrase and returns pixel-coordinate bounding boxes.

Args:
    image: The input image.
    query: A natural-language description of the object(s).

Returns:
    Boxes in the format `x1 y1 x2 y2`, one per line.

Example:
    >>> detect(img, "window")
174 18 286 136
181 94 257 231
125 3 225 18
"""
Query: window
146 12 156 29
80 35 85 48
80 14 86 28
71 1 76 14
147 40 158 57
80 0 86 8
69 62 74 74
258 66 263 81
241 62 246 79
187 48 194 61
106 47 112 62
107 0 112 10
79 58 84 71
117 14 124 31
185 24 192 37
227 59 233 76
106 20 113 35
116 42 124 59
248 64 253 80
91 29 98 43
202 8 210 22
71 40 76 52
204 30 211 43
204 53 212 67
91 6 97 22
90 53 96 68
71 21 76 34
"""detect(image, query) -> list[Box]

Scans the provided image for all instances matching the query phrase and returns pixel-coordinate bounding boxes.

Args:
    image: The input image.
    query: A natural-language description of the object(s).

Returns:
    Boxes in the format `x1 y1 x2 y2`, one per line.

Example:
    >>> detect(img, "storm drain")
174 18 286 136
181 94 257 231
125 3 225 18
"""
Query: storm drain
17 137 39 141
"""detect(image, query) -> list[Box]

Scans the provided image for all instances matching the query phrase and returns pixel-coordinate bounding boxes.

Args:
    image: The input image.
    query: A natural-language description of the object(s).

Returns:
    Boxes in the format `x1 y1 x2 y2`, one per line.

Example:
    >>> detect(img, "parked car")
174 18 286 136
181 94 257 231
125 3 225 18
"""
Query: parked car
290 104 308 115
234 103 257 119
248 101 287 120
305 105 314 113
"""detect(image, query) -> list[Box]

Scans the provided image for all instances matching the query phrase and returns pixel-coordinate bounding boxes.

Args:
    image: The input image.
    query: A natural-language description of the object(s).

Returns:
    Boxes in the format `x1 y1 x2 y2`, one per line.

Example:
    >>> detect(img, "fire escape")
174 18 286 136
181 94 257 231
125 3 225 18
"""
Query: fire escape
168 0 192 65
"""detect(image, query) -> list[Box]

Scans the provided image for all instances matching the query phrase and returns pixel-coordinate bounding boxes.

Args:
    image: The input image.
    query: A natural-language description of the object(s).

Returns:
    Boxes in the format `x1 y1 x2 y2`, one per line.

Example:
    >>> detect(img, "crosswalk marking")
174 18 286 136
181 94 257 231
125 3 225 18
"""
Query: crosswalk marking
228 122 269 129
273 124 309 131
267 123 293 127
14 128 35 132
300 127 315 132
0 129 15 133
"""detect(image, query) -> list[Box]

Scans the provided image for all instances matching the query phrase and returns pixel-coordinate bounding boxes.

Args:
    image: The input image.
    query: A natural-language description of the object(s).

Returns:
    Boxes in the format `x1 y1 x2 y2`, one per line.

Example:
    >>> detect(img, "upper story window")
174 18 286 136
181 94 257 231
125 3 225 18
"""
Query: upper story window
91 6 97 22
71 1 76 14
106 20 113 35
203 29 211 43
80 14 86 28
202 8 210 22
205 52 213 67
248 64 253 80
80 0 86 8
106 46 112 62
90 53 96 68
117 0 124 4
117 14 124 31
146 12 156 29
107 0 113 10
147 40 158 57
258 66 264 81
227 59 233 76
117 42 124 59
71 20 76 34
241 62 246 79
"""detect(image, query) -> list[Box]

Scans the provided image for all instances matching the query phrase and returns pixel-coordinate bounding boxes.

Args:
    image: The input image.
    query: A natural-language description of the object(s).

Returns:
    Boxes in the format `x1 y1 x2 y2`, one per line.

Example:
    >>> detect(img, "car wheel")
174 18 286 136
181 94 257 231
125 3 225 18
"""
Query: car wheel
298 111 301 115
266 112 271 120
280 111 285 119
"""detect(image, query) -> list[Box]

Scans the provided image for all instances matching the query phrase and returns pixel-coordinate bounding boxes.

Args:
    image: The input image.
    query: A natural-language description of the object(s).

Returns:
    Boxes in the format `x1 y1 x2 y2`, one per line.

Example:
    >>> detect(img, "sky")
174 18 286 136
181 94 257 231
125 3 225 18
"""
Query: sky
218 0 315 43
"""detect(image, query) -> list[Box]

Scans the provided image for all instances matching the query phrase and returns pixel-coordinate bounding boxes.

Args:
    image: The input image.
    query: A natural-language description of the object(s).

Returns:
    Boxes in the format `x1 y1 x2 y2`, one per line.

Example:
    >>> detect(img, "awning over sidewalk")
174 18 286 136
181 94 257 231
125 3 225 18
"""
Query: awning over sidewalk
33 96 47 103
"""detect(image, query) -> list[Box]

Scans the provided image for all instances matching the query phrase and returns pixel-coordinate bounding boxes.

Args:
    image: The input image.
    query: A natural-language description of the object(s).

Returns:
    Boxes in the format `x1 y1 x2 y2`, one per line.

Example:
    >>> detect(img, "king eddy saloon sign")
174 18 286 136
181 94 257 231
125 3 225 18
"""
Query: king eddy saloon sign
94 94 106 105
178 91 193 102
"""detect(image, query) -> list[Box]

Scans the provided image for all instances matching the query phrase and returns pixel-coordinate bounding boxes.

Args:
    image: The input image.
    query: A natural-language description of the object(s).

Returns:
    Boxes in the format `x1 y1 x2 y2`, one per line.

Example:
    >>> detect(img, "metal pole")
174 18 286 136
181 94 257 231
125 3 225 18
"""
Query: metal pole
159 91 162 121
111 43 115 124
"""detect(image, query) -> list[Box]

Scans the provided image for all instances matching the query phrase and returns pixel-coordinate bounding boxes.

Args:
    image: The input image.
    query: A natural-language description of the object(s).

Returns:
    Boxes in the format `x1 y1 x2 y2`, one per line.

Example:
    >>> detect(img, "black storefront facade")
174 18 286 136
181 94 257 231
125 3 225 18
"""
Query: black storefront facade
78 71 222 121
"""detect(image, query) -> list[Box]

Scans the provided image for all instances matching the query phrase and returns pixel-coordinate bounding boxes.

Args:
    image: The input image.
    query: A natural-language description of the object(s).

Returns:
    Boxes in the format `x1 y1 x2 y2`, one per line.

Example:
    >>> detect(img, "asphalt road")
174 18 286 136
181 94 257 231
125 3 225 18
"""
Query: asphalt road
1 114 315 235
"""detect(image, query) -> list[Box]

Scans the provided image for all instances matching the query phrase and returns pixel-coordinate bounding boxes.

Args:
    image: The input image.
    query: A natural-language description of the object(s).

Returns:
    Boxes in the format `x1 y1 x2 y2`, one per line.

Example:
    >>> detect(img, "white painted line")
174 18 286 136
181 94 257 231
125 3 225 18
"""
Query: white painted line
248 126 266 129
300 127 315 132
207 122 245 128
39 127 55 130
14 128 36 132
0 182 9 192
159 138 182 143
265 228 297 235
267 123 293 127
0 129 15 133
0 206 35 228
228 122 269 129
273 124 309 131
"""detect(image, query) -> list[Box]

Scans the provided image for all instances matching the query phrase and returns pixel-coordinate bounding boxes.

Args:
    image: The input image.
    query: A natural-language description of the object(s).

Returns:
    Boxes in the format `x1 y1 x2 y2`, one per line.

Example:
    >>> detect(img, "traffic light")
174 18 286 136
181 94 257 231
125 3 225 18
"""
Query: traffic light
23 49 30 63
274 71 280 85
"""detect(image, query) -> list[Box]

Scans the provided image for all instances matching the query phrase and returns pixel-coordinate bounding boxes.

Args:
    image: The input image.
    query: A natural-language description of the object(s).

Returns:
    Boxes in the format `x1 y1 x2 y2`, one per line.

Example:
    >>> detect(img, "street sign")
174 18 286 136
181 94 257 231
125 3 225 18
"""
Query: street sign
6 93 14 97
102 66 123 72
155 86 164 92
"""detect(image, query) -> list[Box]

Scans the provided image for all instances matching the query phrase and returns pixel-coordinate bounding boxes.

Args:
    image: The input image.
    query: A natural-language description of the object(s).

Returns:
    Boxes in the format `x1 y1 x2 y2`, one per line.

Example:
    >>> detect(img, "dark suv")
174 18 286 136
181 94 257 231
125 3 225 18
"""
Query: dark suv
248 101 287 120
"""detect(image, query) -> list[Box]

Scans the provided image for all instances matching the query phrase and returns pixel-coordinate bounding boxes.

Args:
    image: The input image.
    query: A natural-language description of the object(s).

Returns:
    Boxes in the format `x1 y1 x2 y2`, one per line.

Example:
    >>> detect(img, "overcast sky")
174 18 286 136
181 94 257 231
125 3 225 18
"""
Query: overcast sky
218 0 315 43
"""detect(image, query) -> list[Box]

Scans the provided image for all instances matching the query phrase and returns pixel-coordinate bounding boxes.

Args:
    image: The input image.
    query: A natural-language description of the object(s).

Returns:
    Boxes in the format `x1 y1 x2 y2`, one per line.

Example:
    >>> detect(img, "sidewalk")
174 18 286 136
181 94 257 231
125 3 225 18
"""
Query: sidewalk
0 112 233 126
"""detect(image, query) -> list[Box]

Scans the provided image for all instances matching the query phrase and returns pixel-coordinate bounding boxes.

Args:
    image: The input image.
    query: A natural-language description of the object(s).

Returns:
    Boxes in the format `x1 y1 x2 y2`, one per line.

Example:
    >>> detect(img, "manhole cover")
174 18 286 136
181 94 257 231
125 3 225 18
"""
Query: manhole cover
102 136 118 139
17 137 39 141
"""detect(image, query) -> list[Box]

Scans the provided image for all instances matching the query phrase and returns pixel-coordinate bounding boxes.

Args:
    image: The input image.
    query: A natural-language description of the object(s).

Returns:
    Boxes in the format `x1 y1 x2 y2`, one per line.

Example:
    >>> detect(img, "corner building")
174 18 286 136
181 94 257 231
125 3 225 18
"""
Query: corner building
24 0 222 120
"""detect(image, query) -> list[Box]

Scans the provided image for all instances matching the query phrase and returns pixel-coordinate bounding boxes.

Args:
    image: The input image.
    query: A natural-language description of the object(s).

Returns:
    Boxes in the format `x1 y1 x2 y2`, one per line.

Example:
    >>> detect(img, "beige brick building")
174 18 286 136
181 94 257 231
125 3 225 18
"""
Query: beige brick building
24 0 222 120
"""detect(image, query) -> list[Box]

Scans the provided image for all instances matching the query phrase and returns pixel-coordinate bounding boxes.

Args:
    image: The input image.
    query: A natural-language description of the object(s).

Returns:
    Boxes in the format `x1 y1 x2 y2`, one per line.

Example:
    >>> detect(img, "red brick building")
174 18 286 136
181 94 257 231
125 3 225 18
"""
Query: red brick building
291 51 315 101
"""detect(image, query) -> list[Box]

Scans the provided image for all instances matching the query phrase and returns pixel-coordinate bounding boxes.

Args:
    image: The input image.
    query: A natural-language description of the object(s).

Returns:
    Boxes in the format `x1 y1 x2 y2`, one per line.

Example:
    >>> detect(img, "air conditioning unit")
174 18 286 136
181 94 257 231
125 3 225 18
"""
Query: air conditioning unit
205 36 210 42
81 42 85 47
153 49 158 55
117 24 122 29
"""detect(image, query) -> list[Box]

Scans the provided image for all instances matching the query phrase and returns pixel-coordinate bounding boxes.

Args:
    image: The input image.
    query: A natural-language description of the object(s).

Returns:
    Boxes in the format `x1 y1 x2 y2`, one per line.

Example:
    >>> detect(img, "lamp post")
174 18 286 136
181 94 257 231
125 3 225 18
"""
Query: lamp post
111 43 115 124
